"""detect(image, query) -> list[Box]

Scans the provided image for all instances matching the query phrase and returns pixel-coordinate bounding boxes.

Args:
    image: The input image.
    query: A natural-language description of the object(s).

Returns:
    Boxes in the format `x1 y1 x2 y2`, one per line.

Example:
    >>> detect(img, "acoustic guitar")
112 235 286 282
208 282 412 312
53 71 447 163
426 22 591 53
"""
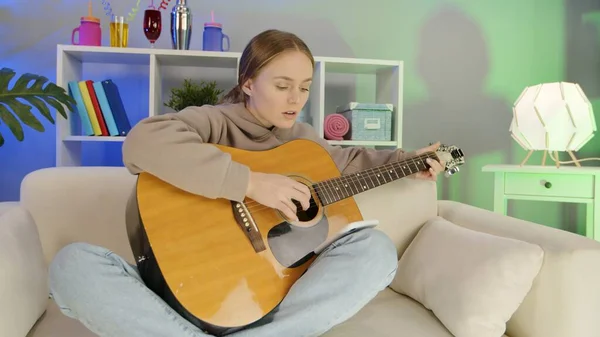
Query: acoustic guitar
134 139 465 334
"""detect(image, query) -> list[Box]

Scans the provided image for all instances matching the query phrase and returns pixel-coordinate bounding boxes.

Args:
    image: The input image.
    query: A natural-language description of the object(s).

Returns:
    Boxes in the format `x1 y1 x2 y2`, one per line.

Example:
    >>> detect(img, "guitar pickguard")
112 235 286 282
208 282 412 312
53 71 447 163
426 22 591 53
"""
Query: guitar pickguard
266 215 329 268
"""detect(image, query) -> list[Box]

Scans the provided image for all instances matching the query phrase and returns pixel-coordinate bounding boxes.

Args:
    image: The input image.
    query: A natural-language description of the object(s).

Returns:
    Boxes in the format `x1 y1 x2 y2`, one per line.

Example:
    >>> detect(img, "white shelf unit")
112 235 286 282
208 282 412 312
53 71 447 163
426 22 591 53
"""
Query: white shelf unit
55 45 404 166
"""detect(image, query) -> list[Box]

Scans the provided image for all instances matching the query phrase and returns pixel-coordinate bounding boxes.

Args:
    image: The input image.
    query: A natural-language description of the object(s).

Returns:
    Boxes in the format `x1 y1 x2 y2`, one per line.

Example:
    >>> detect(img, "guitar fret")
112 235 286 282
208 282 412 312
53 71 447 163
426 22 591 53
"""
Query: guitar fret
390 166 399 179
350 175 361 193
318 182 328 204
344 179 353 198
324 180 336 204
366 170 377 188
372 169 380 185
414 158 425 172
341 179 354 196
377 167 387 184
375 167 388 185
314 153 439 206
314 184 325 205
410 158 418 173
350 174 362 192
368 169 379 187
320 182 333 205
358 174 367 190
340 180 350 199
382 167 392 182
399 162 410 176
394 163 403 177
342 177 355 195
330 179 343 201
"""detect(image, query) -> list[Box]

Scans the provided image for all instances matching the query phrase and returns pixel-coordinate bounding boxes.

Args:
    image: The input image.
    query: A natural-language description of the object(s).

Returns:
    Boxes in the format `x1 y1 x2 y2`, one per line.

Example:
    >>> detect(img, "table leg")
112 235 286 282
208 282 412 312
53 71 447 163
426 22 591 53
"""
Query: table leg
585 201 594 240
591 175 600 242
592 192 600 242
493 172 507 215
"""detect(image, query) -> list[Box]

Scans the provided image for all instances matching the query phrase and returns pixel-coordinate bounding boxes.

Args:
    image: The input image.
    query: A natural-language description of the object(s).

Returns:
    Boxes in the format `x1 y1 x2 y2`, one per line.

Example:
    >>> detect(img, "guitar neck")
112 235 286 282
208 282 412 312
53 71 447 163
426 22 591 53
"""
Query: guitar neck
313 151 437 206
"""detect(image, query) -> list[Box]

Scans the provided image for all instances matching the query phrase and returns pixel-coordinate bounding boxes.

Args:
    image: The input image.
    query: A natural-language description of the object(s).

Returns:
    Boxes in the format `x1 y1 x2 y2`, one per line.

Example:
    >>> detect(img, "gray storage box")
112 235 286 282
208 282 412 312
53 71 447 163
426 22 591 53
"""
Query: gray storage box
336 102 393 141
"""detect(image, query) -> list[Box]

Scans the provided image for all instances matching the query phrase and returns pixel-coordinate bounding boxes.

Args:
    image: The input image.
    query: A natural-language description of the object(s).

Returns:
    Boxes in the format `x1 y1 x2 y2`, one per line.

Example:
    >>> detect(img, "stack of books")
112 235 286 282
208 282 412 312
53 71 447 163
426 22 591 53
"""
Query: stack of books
68 79 132 136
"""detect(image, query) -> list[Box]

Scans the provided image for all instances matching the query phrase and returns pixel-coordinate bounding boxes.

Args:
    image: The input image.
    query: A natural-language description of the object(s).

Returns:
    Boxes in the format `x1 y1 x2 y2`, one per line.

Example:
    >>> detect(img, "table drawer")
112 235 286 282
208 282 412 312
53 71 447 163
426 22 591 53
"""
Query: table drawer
504 172 594 198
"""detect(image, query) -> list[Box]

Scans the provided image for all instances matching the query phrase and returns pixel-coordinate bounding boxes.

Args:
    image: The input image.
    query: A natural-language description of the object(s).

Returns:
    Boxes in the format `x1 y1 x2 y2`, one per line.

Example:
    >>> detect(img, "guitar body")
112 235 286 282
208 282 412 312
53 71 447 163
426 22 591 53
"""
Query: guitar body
135 139 364 332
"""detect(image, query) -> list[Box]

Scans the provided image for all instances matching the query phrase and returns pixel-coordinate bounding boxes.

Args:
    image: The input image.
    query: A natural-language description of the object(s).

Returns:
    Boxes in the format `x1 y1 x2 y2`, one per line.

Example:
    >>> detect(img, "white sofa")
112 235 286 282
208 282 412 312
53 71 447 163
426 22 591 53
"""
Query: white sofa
2 166 600 337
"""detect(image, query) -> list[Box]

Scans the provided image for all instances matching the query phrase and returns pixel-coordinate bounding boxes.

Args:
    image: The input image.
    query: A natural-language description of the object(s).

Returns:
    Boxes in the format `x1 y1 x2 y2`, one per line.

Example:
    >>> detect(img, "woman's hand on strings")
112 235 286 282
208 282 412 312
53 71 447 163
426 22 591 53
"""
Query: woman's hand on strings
413 142 445 181
246 171 311 221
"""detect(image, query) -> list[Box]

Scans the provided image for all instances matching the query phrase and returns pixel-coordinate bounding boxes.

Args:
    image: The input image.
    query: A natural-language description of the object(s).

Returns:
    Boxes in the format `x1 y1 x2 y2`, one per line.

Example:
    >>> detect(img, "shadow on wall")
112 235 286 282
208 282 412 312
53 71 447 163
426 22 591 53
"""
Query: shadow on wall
561 0 600 234
404 4 512 205
566 0 600 152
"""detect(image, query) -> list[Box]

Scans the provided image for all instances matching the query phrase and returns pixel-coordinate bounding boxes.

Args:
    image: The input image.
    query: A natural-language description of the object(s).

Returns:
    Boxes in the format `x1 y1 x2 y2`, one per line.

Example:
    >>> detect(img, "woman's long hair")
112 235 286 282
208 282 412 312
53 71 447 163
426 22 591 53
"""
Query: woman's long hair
219 29 314 104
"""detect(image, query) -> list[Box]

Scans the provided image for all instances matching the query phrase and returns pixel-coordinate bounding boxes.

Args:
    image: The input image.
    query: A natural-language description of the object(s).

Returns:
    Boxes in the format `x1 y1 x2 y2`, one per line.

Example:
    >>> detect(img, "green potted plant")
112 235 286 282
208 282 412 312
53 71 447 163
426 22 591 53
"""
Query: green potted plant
164 79 224 112
0 67 76 147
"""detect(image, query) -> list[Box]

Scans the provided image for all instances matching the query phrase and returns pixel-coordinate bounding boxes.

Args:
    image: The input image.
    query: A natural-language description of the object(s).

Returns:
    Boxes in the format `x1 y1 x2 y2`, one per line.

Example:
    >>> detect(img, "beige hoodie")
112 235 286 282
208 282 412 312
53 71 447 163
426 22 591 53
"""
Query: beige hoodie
122 102 413 202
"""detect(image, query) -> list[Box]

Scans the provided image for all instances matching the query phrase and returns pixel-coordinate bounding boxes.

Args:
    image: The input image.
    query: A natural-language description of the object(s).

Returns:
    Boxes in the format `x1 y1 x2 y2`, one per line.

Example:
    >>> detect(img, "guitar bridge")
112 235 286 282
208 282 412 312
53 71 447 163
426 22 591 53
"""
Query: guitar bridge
231 201 266 252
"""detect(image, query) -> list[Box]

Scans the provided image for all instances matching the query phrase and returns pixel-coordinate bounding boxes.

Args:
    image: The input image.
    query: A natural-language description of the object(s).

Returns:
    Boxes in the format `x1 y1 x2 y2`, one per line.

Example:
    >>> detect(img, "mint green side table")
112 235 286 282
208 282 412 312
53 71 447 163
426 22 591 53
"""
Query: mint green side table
482 164 600 241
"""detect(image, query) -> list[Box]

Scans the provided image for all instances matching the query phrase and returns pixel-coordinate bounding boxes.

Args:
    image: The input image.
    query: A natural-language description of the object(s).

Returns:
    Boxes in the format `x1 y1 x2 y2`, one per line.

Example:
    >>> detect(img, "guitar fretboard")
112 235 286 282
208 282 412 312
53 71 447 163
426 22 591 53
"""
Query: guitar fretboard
313 152 437 206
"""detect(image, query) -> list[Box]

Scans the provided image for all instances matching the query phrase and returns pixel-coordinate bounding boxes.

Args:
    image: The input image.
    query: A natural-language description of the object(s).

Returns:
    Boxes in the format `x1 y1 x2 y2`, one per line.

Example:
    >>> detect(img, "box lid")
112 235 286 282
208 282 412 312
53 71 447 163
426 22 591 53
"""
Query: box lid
335 102 393 113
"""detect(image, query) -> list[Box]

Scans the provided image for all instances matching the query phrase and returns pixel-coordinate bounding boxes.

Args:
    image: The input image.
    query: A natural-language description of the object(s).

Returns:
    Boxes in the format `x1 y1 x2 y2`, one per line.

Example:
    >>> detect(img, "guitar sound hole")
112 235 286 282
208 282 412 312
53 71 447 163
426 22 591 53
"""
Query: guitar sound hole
292 197 319 222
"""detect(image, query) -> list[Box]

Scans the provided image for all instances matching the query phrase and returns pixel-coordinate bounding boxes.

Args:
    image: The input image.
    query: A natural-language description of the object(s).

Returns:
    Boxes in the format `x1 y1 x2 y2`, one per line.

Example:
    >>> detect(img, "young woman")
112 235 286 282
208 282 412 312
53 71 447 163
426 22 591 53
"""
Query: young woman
48 29 444 337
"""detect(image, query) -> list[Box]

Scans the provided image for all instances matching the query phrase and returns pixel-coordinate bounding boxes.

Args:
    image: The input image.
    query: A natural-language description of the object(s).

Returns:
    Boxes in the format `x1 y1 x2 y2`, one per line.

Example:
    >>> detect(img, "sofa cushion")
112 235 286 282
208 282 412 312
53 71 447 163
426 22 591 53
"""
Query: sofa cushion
390 216 543 337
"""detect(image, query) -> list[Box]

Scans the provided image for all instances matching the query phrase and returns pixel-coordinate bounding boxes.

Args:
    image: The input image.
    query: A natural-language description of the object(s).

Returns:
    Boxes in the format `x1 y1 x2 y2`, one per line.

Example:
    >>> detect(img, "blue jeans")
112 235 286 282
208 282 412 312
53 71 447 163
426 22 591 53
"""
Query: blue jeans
48 228 398 337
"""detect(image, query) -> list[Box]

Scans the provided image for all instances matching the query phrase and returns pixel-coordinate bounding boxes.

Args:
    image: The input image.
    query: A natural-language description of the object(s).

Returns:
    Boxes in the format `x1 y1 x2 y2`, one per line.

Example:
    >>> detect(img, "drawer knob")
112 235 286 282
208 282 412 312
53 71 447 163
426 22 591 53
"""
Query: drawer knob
542 181 552 188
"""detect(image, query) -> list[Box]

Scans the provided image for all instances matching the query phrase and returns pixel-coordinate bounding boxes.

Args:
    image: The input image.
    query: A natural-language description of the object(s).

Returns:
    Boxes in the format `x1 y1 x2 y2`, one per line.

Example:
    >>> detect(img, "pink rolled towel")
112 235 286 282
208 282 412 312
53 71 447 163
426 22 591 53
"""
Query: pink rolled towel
324 113 350 140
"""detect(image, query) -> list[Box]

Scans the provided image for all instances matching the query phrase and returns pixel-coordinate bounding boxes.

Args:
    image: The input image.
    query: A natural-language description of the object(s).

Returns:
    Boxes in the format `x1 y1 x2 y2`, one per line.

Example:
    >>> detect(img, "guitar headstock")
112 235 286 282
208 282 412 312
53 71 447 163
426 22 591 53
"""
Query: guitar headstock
434 144 465 178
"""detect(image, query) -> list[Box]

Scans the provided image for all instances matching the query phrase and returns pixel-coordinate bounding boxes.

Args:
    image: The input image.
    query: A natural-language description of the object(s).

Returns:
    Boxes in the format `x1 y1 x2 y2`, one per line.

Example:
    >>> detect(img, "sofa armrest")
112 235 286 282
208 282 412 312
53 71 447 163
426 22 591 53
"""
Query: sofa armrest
438 200 600 337
0 203 48 337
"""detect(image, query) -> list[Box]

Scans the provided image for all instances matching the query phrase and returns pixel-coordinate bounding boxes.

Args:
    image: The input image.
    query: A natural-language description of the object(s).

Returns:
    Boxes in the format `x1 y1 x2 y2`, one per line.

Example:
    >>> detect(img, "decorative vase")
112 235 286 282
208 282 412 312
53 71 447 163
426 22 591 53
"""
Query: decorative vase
170 0 192 50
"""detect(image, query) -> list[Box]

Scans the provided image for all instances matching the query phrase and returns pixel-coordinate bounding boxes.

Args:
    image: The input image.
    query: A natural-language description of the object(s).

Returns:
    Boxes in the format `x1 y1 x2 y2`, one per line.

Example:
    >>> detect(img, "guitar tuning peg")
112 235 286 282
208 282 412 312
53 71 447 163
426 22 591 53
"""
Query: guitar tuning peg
444 166 460 178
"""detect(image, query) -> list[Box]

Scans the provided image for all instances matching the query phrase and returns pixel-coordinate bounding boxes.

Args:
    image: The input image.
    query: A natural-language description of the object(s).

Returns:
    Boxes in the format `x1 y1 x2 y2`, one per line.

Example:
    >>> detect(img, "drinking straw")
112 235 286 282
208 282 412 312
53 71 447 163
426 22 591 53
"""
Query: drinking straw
126 0 141 22
158 0 173 11
100 0 114 18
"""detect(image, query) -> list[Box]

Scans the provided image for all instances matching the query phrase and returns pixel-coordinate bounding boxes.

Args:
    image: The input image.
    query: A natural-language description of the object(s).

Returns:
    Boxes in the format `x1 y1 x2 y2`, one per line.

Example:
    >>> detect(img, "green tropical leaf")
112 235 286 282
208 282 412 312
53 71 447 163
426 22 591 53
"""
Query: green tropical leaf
0 103 24 141
44 94 69 119
0 67 76 146
4 97 45 132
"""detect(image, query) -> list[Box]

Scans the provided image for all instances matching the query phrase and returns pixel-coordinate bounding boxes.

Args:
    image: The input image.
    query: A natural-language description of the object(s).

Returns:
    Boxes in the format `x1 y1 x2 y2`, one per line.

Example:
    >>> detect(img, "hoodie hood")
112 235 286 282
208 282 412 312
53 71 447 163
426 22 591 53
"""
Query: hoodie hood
218 102 294 142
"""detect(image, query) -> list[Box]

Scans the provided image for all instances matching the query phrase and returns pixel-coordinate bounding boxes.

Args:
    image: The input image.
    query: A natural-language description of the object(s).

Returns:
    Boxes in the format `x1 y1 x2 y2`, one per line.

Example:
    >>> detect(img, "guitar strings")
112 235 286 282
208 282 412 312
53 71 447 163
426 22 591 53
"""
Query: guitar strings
241 152 438 214
242 152 437 212
241 162 434 216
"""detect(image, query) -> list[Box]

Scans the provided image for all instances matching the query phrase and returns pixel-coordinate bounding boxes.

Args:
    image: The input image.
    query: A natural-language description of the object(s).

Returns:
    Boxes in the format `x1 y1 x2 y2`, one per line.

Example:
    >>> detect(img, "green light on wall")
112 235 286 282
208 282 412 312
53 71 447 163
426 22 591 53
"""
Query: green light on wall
582 11 600 29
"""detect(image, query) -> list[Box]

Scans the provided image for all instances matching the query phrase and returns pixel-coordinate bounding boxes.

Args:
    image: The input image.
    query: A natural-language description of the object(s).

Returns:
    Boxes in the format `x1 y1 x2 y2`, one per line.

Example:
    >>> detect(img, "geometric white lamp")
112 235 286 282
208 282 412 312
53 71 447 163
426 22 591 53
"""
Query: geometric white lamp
510 82 596 167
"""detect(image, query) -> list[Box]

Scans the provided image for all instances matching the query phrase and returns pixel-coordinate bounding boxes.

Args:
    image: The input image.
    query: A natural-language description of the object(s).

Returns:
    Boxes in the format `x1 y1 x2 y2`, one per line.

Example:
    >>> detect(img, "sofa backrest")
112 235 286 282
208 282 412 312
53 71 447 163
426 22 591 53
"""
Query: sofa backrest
353 176 439 256
20 166 438 265
20 167 138 264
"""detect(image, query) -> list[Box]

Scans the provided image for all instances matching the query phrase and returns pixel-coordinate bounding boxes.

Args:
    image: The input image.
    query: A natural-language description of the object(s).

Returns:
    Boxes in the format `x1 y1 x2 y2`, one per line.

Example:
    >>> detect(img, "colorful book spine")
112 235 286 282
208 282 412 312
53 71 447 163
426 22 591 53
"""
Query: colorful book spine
85 80 108 136
92 81 119 136
101 79 132 136
77 81 102 136
67 79 132 137
67 81 94 136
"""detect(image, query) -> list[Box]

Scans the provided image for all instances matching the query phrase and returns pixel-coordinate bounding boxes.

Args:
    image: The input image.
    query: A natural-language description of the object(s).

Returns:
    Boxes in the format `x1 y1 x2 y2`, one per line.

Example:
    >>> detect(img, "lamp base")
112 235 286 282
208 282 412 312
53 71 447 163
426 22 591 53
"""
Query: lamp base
519 150 582 167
